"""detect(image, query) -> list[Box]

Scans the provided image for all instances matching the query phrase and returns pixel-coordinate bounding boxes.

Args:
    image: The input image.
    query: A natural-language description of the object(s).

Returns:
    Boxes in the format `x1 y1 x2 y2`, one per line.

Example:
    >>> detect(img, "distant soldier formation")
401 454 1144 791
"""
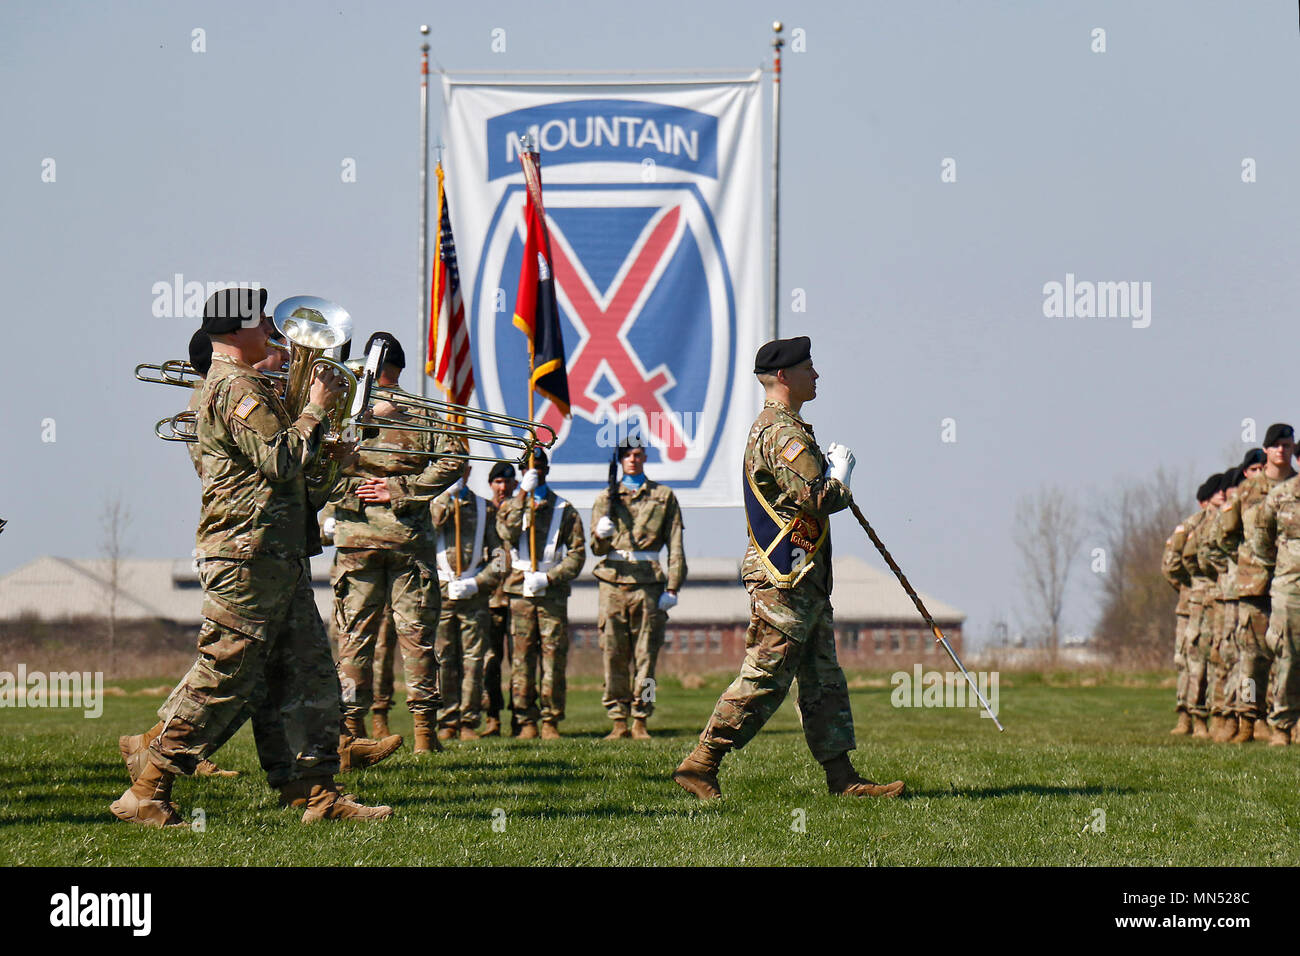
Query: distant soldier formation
1162 423 1298 744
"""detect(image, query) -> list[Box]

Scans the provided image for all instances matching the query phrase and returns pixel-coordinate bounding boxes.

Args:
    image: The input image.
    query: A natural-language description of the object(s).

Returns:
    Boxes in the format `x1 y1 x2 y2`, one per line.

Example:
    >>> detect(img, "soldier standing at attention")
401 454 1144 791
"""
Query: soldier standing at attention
1231 430 1295 743
481 462 517 736
496 449 586 739
590 435 686 740
1162 484 1203 736
1182 473 1225 738
112 288 393 826
1202 467 1246 741
329 333 466 755
429 468 505 740
673 336 905 801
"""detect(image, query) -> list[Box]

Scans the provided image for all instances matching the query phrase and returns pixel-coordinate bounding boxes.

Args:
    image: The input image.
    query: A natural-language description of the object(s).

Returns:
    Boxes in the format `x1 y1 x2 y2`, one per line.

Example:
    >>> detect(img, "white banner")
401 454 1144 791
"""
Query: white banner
442 74 763 508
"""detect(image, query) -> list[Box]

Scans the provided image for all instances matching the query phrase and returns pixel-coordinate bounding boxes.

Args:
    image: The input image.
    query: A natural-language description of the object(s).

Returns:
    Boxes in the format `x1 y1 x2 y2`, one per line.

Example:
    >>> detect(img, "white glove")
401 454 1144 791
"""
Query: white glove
658 590 678 611
824 443 855 489
520 469 540 493
322 517 336 539
448 577 478 601
446 477 465 497
523 570 550 596
595 515 615 539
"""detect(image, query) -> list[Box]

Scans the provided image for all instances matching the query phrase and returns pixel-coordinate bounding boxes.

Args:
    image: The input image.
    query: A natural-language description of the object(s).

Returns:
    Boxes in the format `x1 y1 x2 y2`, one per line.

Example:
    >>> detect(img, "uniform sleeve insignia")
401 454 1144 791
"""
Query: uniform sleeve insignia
780 439 806 463
234 395 260 421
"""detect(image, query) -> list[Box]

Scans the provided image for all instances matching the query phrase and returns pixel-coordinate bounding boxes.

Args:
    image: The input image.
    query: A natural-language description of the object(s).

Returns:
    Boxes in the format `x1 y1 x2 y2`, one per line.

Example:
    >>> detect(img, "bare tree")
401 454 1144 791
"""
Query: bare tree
100 494 131 667
1013 486 1083 659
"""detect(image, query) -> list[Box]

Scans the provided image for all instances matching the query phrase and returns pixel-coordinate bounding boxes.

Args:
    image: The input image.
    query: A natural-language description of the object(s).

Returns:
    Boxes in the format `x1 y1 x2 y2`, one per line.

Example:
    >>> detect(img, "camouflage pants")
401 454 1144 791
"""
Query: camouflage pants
701 583 856 765
371 609 397 713
1184 600 1212 718
1266 599 1300 730
598 582 666 720
1174 612 1190 713
1231 596 1276 720
1209 599 1239 716
435 588 489 730
333 547 440 718
480 606 509 718
152 557 343 787
510 593 569 725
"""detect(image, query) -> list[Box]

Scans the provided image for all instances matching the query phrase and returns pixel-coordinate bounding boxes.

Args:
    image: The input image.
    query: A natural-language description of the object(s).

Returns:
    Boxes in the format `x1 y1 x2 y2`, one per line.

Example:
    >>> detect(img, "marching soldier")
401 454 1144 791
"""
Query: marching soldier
329 333 466 754
113 288 393 826
1247 425 1300 745
481 462 517 736
590 435 686 740
1182 472 1225 738
673 336 905 801
496 449 586 739
430 468 505 740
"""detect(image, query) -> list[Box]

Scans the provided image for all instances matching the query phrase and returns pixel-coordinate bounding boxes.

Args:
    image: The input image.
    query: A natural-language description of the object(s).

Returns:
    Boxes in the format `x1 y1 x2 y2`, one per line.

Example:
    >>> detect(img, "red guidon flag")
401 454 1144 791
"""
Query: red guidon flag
427 162 474 408
513 144 570 417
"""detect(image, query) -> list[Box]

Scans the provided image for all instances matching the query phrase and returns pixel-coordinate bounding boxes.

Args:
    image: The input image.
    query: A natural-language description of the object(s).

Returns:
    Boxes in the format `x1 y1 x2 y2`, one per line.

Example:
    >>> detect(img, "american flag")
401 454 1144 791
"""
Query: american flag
428 163 474 408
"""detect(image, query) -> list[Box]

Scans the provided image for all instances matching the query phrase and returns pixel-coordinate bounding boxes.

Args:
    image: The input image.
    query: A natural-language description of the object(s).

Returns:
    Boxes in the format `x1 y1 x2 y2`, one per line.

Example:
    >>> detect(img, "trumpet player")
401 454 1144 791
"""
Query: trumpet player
328 332 467 754
113 288 395 826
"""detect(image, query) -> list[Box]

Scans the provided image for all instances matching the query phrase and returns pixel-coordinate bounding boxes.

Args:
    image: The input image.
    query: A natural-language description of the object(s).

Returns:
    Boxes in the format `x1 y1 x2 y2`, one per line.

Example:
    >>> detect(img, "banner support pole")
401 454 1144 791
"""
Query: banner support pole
419 27 431 398
769 20 784 341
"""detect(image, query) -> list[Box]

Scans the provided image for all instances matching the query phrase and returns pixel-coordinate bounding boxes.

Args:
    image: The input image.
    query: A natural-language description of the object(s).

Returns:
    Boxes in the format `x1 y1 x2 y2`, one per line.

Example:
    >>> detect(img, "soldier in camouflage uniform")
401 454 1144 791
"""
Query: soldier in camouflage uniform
1247 425 1300 745
1181 473 1225 738
1201 467 1246 740
1161 489 1205 735
590 437 686 740
429 468 505 740
329 333 466 754
480 462 517 736
674 336 905 801
112 288 393 826
496 448 586 739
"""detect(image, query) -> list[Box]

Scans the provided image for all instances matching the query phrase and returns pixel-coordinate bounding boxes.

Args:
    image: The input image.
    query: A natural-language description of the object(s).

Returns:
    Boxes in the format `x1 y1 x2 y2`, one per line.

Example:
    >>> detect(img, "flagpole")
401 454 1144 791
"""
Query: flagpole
769 20 783 341
429 163 445 380
418 26 431 399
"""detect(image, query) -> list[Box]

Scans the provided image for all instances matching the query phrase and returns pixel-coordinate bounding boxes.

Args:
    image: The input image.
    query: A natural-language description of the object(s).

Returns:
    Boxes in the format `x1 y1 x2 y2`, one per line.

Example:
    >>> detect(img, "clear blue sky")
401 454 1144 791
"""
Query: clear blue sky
3 1 1298 647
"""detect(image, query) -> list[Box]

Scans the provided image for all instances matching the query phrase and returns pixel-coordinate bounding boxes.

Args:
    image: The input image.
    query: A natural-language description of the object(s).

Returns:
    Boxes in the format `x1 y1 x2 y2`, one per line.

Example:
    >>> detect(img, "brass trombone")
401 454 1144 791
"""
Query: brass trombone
135 359 203 388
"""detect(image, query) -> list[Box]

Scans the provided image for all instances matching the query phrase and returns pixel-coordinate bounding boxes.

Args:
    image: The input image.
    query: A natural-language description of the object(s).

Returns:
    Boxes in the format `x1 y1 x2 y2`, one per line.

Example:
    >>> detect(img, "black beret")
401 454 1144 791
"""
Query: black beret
616 427 646 461
1196 480 1212 503
1241 448 1267 469
188 329 212 377
1207 472 1228 496
488 461 516 482
364 332 406 370
753 335 811 373
202 287 268 335
1263 423 1295 448
529 448 549 470
1224 466 1245 490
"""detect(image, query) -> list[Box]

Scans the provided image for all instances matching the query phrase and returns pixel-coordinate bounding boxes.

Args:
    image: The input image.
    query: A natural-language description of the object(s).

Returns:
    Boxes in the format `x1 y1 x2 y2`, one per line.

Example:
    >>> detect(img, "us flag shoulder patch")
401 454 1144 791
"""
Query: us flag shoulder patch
780 439 806 463
234 395 260 421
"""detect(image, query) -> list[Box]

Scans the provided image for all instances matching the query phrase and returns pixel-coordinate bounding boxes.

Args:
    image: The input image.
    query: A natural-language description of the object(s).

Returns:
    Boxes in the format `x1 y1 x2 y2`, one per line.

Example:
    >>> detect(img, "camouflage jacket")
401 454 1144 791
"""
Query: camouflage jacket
1199 505 1237 600
429 488 506 594
185 384 204 478
496 488 586 598
590 479 687 590
195 352 329 561
742 399 851 595
488 494 513 609
328 405 465 553
1180 507 1213 605
1250 474 1300 599
1161 511 1196 615
1233 470 1293 597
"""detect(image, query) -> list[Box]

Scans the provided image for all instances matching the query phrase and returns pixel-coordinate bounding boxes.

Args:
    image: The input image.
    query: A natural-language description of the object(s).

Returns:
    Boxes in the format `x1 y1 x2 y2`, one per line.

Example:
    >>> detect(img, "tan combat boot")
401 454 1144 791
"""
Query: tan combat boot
540 720 562 740
1269 724 1290 746
604 718 631 740
1208 714 1221 738
823 753 906 798
1230 717 1255 743
436 726 457 742
300 778 394 823
1213 715 1238 742
343 713 368 739
673 743 725 800
517 722 539 740
631 718 651 740
482 716 501 737
371 709 391 739
1169 711 1193 736
413 714 442 753
120 724 237 781
338 732 404 771
459 725 481 741
1192 716 1211 738
110 760 189 828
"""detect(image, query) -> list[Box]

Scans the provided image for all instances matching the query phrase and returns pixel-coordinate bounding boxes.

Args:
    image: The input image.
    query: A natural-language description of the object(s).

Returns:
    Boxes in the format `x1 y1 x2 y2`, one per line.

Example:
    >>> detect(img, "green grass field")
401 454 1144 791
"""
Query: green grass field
3 677 1298 866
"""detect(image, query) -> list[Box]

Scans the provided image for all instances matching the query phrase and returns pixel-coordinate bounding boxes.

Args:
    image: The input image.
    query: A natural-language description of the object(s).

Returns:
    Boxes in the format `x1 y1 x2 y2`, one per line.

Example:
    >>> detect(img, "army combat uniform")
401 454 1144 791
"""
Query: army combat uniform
1200 505 1240 728
150 352 342 787
697 399 857 762
590 478 686 725
328 405 464 732
1249 476 1300 735
429 486 504 734
1181 508 1214 726
496 488 586 730
1161 513 1196 723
